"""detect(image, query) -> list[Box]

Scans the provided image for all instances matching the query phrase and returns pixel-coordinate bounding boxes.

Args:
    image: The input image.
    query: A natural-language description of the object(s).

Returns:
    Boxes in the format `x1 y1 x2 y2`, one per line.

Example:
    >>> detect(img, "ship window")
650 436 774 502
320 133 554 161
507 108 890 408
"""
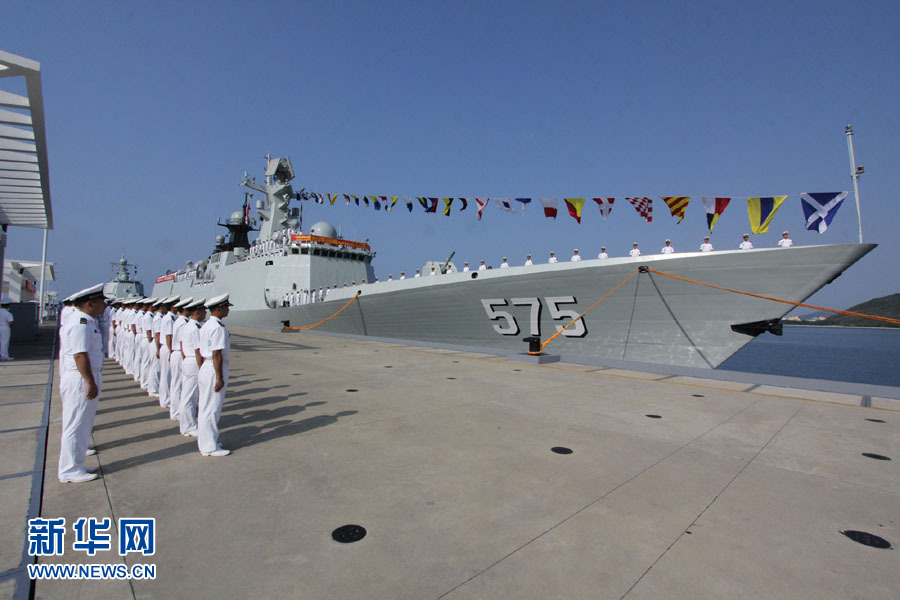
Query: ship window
265 260 274 266
301 247 308 255
292 248 299 255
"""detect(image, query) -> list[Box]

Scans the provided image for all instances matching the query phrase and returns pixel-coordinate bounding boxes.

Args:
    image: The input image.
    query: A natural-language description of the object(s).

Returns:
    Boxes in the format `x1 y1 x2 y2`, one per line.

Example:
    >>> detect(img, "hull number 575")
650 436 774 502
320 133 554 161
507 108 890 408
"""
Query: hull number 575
480 297 587 338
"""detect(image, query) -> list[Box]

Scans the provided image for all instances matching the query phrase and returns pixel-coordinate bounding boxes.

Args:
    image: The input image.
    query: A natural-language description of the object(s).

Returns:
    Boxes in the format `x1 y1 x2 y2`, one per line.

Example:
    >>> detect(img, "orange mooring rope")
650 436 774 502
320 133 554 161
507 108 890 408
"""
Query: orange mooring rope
282 291 362 331
529 269 641 355
645 269 900 326
533 266 900 354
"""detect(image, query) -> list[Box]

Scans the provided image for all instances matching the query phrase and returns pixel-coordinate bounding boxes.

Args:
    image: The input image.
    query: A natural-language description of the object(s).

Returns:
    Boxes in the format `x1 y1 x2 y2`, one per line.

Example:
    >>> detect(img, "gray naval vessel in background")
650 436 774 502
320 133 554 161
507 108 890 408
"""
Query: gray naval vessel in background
151 155 876 369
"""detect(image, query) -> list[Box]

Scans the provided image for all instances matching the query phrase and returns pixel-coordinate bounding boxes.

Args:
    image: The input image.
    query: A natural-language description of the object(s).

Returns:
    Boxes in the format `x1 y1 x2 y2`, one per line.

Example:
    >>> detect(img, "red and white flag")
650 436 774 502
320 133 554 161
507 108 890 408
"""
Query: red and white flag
539 198 558 219
626 197 653 222
592 197 614 220
475 198 490 221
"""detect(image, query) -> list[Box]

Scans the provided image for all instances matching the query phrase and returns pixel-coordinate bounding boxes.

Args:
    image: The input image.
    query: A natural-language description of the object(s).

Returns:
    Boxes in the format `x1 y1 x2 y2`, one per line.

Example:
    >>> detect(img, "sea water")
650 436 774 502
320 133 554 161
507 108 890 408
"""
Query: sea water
720 325 900 388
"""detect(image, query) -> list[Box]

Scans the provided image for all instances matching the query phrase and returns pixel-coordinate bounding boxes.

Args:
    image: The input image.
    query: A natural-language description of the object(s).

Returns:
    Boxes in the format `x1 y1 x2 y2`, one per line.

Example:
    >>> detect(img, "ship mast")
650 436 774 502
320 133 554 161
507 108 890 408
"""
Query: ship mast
845 125 864 243
241 155 298 240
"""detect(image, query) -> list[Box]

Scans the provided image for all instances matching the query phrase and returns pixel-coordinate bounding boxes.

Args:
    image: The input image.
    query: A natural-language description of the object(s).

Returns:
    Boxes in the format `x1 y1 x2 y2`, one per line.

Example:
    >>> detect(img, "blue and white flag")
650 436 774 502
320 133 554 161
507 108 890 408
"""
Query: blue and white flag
800 192 849 233
496 198 516 214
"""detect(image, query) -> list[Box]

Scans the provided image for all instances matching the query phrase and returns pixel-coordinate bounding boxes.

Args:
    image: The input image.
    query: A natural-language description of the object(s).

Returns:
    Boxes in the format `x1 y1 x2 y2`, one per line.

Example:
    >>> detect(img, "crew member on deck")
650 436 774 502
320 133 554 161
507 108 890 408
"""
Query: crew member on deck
739 234 754 250
500 257 509 268
197 294 233 456
778 231 793 248
598 246 608 259
58 284 106 483
524 254 533 266
629 243 641 257
661 240 675 254
478 260 487 271
700 236 713 252
571 249 582 262
180 299 206 438
548 251 558 264
462 262 470 272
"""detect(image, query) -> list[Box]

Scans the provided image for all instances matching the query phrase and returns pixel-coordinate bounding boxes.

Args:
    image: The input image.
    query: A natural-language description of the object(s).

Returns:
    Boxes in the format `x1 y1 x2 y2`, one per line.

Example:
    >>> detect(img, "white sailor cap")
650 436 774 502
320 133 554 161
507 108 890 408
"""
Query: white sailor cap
141 297 157 305
743 233 750 237
174 297 193 308
163 296 180 304
574 248 579 252
186 299 206 309
704 235 710 239
665 239 671 243
205 293 233 309
782 231 789 235
152 298 164 307
633 242 639 245
69 283 106 303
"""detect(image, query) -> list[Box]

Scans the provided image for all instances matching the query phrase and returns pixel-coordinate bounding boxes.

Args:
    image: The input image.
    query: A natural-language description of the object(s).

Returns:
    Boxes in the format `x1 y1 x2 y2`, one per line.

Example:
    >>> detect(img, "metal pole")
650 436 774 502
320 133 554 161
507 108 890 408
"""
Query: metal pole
845 125 863 243
38 228 48 323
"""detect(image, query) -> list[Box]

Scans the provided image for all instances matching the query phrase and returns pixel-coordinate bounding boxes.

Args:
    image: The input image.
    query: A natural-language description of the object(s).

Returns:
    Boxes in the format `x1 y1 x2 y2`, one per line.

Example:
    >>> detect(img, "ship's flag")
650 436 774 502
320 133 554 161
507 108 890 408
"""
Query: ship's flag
564 198 585 223
662 196 691 223
244 201 250 224
626 197 653 222
362 195 371 207
371 196 381 211
442 197 453 216
747 196 786 234
515 198 532 213
328 193 338 205
417 197 428 211
427 197 438 213
701 196 730 231
404 197 413 212
475 197 490 220
353 195 360 206
592 197 614 220
496 198 516 214
387 196 399 211
539 197 558 219
458 198 468 211
343 194 351 205
800 192 849 233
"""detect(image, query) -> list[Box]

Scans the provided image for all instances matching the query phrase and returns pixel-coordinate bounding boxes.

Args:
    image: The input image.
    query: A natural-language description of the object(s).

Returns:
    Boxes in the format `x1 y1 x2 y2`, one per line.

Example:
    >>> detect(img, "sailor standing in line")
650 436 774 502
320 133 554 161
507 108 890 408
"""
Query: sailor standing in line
0 298 14 361
739 234 754 250
197 294 232 456
629 243 642 257
524 254 534 266
661 239 675 254
168 298 192 421
499 257 509 268
778 231 793 248
132 300 146 383
157 297 178 409
180 299 206 437
141 299 160 396
571 249 582 262
98 298 112 358
58 284 106 483
151 299 165 402
700 236 714 252
548 251 558 264
598 246 608 259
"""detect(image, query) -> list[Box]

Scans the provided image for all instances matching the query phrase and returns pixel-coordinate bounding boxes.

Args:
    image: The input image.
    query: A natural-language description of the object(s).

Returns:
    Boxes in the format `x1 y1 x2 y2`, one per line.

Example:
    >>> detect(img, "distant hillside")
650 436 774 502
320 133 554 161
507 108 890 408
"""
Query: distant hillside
798 293 900 328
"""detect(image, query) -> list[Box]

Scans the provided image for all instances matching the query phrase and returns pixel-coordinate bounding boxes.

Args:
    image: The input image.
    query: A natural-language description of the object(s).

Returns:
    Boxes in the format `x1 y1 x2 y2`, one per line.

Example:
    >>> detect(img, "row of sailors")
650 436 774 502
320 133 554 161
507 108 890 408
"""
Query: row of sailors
56 292 235 482
248 234 290 258
281 287 330 307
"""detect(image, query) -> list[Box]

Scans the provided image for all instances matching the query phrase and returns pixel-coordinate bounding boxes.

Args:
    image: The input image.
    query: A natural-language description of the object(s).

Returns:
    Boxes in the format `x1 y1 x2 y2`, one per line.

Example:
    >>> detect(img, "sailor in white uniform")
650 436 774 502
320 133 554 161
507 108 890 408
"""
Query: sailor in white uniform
571 249 582 262
58 284 106 483
141 299 160 396
400 272 406 280
197 294 233 456
180 299 206 436
598 246 608 259
524 254 533 266
629 243 641 257
661 239 675 254
168 298 192 421
133 300 146 383
414 269 421 278
0 298 14 361
478 260 487 271
462 262 470 272
429 268 436 276
157 297 179 409
499 257 509 268
778 231 793 248
700 236 714 252
739 234 754 250
548 252 558 264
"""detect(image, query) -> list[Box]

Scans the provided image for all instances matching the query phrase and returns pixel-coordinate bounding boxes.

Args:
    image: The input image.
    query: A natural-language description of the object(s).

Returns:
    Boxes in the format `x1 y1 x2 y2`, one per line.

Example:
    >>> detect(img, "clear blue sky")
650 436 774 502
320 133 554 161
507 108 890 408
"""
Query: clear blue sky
3 0 898 310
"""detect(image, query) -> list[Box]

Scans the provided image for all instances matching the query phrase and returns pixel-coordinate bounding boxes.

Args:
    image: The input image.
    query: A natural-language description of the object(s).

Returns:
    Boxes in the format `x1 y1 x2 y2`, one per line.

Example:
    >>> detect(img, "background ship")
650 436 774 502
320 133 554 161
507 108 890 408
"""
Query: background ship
151 156 876 369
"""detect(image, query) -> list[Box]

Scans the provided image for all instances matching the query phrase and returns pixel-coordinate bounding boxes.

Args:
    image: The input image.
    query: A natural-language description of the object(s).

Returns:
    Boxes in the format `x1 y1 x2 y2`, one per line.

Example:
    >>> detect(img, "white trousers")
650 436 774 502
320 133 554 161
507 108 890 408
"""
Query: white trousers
108 328 116 358
0 325 10 359
141 338 159 394
158 346 171 407
132 335 142 381
169 350 183 419
197 360 228 453
58 370 101 480
180 357 200 434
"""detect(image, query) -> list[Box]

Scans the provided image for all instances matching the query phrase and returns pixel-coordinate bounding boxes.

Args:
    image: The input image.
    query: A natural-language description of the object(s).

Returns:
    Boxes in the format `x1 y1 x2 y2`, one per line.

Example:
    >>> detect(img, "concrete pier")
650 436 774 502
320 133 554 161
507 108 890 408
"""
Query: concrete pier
2 325 898 599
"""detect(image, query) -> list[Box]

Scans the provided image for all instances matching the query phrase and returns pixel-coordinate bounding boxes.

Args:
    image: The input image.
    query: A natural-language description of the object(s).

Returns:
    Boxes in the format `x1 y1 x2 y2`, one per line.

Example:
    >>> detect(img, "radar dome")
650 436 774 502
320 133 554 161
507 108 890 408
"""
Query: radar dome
309 221 337 238
229 211 244 225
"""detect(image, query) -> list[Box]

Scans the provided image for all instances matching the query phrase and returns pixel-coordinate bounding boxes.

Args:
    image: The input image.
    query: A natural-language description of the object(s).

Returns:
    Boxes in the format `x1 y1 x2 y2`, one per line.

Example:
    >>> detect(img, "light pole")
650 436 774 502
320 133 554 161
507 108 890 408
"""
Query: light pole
845 125 864 243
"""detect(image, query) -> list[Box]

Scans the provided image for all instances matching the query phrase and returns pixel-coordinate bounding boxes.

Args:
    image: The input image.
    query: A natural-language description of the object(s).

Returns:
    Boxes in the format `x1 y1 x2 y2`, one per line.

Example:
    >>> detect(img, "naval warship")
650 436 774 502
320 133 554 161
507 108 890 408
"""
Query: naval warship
151 156 875 369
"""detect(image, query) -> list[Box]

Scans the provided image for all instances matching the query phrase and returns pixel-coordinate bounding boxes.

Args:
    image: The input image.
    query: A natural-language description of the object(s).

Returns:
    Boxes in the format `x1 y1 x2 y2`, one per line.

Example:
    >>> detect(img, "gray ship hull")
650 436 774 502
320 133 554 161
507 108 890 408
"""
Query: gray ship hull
153 243 875 369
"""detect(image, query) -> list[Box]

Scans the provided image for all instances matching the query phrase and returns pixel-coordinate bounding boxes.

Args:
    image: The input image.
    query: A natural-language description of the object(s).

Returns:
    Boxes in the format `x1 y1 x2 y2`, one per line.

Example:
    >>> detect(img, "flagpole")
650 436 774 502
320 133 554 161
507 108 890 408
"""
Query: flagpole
845 125 864 243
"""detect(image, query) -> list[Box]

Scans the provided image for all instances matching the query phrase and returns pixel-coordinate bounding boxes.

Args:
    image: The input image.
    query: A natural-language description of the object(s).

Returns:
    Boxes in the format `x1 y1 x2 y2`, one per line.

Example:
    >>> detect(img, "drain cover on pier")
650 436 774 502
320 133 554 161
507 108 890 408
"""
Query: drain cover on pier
332 525 367 543
840 530 892 549
862 453 892 461
645 414 662 419
551 447 573 454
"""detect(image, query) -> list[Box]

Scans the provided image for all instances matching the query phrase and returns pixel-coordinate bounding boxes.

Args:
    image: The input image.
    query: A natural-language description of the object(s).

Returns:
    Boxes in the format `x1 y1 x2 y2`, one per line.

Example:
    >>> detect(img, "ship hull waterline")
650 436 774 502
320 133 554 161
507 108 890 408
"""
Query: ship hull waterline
152 243 876 369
